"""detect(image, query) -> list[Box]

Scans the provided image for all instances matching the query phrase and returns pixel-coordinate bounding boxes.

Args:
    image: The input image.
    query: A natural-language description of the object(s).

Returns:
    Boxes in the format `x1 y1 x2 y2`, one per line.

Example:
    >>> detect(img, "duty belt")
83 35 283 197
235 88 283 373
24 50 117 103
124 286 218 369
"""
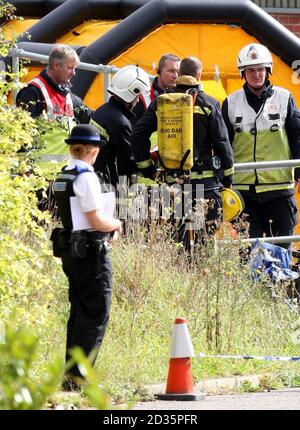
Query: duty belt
73 230 110 242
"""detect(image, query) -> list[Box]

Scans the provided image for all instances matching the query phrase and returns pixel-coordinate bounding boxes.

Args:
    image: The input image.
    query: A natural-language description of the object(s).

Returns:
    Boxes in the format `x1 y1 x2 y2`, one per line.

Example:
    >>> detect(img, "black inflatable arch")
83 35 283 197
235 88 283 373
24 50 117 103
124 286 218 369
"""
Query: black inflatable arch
3 0 300 98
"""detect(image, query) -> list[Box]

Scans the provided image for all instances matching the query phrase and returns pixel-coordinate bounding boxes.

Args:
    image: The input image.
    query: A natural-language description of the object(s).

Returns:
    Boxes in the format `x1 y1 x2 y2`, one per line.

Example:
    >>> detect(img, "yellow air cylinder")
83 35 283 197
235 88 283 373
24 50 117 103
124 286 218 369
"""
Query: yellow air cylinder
157 93 194 170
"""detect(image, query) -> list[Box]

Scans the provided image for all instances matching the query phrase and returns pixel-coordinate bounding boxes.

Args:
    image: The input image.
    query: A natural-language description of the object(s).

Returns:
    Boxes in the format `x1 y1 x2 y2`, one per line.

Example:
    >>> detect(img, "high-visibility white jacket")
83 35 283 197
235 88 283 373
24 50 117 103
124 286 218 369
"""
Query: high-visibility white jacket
227 86 294 193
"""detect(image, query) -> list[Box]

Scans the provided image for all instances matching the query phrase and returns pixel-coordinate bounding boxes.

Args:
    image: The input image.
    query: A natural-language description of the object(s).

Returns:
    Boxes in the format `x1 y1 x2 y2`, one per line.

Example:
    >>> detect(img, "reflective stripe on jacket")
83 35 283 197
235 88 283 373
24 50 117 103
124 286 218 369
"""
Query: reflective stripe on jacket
29 76 76 176
29 76 74 119
227 86 293 193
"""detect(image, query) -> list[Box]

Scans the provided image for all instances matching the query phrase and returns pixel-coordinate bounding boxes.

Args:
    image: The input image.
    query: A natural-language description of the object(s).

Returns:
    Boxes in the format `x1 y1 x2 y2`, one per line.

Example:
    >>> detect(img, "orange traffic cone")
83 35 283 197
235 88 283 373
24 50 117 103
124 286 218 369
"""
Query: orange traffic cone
156 317 205 401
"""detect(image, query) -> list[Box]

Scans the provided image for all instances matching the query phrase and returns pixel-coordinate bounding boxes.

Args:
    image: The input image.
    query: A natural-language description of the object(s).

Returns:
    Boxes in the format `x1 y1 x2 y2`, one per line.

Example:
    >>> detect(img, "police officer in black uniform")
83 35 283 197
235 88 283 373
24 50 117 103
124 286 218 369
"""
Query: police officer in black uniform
51 124 122 390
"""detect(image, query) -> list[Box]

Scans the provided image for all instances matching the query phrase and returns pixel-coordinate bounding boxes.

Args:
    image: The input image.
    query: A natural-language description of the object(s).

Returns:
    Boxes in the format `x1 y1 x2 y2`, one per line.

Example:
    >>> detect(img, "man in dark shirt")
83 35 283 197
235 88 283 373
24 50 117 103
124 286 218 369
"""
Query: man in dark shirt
16 44 93 210
17 43 92 124
131 53 180 125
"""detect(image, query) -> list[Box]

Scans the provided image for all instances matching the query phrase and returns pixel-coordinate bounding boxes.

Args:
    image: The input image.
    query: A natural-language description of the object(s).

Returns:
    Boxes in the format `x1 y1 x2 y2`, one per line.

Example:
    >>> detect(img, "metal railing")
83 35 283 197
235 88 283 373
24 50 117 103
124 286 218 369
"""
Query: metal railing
234 159 300 171
8 48 154 104
241 235 300 244
233 158 300 244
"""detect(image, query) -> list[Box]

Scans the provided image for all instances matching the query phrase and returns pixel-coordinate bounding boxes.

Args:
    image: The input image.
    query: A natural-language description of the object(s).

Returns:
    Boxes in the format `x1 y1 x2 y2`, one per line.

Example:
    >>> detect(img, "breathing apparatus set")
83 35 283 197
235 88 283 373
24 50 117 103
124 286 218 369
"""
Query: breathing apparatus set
155 89 221 186
154 84 243 223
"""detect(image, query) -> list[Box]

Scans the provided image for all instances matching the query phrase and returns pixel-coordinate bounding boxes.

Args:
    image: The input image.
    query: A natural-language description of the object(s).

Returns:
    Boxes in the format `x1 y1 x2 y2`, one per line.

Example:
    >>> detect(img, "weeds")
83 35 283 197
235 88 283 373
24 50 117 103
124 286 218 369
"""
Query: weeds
239 381 262 393
94 223 300 391
1 211 300 405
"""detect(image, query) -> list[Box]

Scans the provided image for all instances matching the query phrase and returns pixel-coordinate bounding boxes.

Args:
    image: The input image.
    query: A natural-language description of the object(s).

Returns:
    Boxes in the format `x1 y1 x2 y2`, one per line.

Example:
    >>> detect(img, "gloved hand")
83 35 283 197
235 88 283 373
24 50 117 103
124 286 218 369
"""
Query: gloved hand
221 175 232 189
295 167 300 180
141 164 157 180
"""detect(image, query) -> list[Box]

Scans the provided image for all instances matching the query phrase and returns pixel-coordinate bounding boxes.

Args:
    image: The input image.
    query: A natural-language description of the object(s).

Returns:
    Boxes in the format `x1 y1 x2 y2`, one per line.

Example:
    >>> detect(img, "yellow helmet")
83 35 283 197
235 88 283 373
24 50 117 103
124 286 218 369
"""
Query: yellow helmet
221 188 245 222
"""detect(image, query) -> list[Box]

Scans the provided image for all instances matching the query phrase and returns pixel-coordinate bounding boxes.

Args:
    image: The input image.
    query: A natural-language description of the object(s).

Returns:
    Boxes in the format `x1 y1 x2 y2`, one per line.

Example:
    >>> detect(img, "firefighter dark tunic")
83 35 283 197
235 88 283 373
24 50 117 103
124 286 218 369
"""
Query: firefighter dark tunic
90 96 138 187
132 82 234 239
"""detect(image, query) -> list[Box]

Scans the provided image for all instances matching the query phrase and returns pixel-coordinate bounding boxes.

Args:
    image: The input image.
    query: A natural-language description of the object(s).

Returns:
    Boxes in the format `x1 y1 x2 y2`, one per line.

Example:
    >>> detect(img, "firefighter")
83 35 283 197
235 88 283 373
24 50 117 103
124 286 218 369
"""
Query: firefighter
132 56 234 246
51 124 122 390
131 53 180 125
90 65 150 187
222 43 300 248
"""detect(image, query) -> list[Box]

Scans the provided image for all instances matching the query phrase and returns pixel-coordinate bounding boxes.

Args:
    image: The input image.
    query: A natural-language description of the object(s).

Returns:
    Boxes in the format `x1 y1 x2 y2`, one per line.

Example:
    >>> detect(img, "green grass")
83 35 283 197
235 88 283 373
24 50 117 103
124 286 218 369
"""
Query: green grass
1 223 300 405
91 225 300 396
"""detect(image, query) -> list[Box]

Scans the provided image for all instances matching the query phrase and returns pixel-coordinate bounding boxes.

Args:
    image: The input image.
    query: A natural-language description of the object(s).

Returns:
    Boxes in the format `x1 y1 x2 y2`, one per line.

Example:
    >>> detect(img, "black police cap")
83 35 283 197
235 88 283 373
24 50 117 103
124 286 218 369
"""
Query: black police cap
65 124 107 147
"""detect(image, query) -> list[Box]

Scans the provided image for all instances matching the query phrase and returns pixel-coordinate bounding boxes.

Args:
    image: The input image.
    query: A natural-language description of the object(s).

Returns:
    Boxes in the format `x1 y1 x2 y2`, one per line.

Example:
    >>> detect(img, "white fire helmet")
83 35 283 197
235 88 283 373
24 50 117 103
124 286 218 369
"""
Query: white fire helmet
237 43 273 77
108 65 151 103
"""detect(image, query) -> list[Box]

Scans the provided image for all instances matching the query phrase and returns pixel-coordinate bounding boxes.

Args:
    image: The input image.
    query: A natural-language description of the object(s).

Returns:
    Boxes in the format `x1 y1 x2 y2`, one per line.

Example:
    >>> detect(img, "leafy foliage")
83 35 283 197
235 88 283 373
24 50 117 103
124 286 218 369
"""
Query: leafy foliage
0 325 63 410
0 0 66 370
69 348 114 410
0 0 17 58
0 326 115 410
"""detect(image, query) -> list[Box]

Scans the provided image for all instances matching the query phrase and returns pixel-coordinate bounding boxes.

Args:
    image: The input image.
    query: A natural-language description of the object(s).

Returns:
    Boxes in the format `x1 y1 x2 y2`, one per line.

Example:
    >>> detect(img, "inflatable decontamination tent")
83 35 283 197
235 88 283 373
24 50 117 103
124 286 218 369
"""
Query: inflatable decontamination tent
2 0 300 239
1 0 300 109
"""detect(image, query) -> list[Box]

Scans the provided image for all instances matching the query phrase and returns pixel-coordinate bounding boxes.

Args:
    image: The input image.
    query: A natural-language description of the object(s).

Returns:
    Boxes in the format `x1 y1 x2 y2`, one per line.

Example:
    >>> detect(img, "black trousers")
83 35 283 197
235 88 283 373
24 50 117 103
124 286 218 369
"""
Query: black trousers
173 182 222 250
61 244 112 378
242 195 298 249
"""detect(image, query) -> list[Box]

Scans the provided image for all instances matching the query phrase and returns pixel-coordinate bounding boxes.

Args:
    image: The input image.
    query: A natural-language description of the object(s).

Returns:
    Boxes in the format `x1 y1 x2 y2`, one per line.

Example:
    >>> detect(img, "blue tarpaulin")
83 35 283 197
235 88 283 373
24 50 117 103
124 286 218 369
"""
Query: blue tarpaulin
249 240 299 282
